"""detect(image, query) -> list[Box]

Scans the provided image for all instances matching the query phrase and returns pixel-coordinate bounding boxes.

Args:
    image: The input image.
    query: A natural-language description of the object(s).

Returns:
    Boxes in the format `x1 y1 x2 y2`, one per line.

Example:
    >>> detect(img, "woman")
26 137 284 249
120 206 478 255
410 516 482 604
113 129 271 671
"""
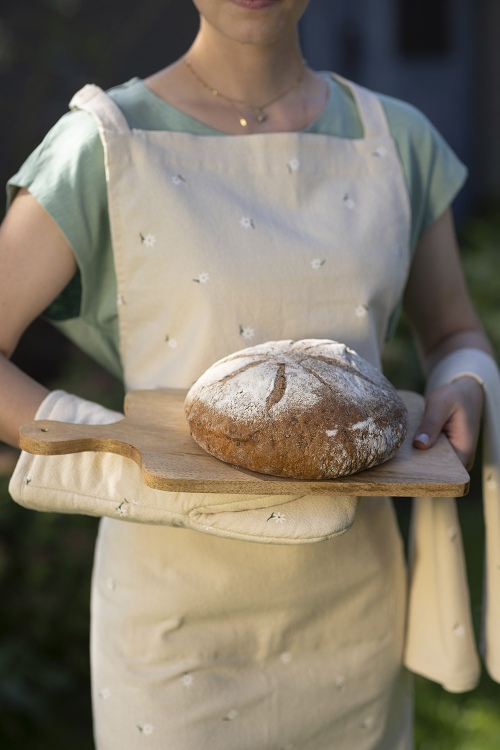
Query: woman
0 0 494 747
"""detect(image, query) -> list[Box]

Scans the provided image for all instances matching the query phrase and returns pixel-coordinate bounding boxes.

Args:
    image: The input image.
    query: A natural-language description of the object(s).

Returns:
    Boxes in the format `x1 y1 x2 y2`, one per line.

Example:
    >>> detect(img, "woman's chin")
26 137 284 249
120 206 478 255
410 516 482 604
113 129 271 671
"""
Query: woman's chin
230 0 280 9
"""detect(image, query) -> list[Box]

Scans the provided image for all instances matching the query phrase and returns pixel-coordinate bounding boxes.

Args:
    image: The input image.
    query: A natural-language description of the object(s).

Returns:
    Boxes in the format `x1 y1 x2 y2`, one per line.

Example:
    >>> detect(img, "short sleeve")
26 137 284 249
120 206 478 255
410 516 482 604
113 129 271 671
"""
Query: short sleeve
7 108 112 320
7 109 122 377
380 95 468 250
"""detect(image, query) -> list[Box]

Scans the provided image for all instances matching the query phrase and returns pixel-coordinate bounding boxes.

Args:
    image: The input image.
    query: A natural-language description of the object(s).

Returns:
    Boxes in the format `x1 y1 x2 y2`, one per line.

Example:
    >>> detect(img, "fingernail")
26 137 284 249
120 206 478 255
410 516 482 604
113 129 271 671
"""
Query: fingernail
415 433 430 446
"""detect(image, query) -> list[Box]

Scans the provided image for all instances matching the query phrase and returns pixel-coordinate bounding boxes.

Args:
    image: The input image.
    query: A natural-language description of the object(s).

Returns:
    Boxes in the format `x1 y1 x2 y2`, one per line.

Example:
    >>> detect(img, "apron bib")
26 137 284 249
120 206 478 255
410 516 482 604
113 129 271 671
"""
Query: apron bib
73 76 411 391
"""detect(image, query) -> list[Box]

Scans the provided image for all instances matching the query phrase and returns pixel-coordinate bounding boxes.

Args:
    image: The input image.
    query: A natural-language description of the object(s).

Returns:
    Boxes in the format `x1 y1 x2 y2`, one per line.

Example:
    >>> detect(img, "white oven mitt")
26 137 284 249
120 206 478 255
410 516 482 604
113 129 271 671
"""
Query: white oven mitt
9 390 359 544
404 348 500 691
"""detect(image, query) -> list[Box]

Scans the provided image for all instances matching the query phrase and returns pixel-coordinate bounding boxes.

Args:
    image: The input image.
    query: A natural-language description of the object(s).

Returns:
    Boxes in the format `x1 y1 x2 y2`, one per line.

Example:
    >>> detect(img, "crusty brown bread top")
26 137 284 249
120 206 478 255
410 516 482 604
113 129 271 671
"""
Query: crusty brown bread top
184 339 409 480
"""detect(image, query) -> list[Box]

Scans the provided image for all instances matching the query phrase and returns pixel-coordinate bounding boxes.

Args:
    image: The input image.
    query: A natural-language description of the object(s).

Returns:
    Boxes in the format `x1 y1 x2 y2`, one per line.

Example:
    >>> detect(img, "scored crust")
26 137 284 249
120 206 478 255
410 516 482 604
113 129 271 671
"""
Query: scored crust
184 339 409 480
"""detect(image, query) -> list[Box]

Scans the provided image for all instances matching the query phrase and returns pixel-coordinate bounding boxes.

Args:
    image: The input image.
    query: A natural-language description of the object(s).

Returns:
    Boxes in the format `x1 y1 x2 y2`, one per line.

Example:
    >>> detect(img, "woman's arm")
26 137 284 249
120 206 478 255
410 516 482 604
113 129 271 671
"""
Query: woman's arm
0 188 77 446
403 208 494 469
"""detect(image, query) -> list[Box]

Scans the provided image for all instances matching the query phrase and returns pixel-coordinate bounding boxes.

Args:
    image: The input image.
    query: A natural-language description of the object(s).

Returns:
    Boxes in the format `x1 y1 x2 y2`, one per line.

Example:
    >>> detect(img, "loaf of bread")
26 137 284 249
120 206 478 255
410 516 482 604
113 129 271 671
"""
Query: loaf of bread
184 339 408 480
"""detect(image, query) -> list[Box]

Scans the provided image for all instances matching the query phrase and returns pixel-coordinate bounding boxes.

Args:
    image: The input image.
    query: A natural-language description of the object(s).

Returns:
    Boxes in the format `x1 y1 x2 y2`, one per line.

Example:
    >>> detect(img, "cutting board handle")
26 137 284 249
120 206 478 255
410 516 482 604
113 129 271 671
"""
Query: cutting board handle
18 419 141 462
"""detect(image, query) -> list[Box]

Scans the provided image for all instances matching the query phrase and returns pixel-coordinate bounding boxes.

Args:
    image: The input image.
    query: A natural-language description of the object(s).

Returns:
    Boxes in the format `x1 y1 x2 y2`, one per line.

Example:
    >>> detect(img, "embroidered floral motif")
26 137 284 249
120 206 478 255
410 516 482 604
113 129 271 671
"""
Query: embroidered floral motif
343 193 356 210
447 526 458 541
105 577 116 591
361 716 374 730
267 512 286 523
239 325 255 341
335 675 346 690
311 258 326 270
98 687 111 700
372 146 388 157
165 335 178 348
140 233 157 248
486 473 498 490
172 174 186 186
240 217 255 229
193 272 210 284
287 158 300 173
355 305 368 317
181 673 193 687
223 709 239 721
453 624 465 637
137 724 154 735
117 294 126 306
116 499 129 517
26 477 32 485
280 651 292 664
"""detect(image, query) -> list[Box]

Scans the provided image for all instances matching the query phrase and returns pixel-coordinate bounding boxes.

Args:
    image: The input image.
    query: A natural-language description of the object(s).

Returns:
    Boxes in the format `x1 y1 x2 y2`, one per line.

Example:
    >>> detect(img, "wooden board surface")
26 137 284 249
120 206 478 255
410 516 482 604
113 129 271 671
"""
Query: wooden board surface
18 389 469 496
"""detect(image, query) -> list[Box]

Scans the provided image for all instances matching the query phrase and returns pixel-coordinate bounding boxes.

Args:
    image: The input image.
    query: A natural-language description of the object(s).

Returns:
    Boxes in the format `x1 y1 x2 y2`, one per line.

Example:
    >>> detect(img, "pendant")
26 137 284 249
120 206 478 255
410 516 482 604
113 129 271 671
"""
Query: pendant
239 117 248 127
255 111 267 123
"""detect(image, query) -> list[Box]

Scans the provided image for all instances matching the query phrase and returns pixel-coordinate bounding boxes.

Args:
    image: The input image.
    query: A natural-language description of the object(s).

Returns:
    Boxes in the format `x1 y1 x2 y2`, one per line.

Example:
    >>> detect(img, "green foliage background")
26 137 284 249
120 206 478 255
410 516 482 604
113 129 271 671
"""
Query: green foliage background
1 0 500 747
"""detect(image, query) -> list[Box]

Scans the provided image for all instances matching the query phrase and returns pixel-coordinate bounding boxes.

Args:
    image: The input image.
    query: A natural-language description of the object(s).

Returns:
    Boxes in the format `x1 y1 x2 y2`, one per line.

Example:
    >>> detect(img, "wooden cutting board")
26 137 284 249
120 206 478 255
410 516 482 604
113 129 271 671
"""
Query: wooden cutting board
18 389 469 496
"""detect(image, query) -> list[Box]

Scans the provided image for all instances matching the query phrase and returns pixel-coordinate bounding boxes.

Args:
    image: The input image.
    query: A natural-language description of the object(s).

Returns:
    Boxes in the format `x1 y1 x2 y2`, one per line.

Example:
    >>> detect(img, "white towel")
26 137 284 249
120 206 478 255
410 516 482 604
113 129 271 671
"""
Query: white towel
405 348 500 690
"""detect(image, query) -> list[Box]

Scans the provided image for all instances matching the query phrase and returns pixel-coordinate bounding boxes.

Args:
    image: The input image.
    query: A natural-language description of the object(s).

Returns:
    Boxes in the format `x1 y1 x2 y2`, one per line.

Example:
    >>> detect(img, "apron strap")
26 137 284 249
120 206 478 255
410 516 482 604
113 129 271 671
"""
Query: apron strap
69 84 131 134
331 74 391 139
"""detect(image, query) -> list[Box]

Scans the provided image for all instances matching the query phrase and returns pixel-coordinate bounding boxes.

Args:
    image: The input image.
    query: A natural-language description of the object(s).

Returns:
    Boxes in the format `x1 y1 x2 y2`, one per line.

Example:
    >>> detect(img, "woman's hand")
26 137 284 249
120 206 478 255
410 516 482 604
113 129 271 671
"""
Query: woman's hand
413 376 484 470
403 208 493 471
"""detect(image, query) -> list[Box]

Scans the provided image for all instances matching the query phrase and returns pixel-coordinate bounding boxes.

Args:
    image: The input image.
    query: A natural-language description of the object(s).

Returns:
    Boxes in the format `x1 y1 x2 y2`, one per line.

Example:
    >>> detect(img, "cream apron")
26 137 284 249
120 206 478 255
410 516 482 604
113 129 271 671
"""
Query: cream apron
22 79 416 748
73 78 413 750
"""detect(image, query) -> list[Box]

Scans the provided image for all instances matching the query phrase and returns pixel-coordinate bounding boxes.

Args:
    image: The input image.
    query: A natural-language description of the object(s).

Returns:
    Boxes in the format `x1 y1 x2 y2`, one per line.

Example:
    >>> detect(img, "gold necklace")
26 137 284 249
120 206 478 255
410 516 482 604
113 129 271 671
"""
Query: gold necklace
183 56 306 128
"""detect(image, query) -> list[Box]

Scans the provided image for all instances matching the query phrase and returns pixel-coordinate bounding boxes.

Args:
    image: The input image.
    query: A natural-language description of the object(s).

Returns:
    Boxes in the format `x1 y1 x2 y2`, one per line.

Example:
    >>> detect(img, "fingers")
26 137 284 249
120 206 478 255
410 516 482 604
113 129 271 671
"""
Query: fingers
413 386 454 450
413 378 484 469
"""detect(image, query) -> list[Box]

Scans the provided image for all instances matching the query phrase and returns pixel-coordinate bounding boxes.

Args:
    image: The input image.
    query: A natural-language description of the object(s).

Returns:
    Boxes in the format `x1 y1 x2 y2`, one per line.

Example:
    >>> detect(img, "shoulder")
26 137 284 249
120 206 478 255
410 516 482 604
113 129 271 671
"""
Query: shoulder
374 90 467 244
331 78 468 246
374 88 467 188
38 106 103 163
7 111 100 223
106 78 168 129
378 93 434 135
8 79 150 208
330 73 452 156
320 74 450 156
7 106 104 210
107 77 148 109
376 92 449 157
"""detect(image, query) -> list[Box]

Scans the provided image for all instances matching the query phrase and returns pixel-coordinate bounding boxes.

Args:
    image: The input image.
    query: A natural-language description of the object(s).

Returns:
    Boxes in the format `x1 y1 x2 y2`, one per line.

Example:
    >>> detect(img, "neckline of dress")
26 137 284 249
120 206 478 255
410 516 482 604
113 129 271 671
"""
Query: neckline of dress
137 71 342 137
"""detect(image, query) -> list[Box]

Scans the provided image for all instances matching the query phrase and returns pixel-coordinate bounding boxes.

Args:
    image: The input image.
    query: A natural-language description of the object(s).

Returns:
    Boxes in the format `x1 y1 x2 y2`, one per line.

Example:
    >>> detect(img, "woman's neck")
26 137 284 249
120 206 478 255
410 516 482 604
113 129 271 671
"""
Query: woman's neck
144 12 328 135
186 19 305 107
